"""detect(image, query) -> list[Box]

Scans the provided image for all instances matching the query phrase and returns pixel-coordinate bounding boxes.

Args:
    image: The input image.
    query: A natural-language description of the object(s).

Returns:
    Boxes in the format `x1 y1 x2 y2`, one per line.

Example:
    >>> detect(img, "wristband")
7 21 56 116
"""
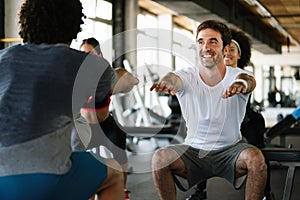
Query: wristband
232 78 248 90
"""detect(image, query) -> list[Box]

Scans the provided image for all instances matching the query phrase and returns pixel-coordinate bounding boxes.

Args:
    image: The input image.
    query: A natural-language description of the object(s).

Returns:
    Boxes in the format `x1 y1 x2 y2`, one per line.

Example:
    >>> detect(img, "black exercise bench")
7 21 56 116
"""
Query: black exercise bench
261 147 300 200
262 119 300 200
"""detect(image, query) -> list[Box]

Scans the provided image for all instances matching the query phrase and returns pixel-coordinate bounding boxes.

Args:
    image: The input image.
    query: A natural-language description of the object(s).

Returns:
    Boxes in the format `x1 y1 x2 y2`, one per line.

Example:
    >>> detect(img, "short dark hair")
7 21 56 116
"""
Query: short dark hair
196 20 232 49
230 28 252 69
80 37 102 55
18 0 84 44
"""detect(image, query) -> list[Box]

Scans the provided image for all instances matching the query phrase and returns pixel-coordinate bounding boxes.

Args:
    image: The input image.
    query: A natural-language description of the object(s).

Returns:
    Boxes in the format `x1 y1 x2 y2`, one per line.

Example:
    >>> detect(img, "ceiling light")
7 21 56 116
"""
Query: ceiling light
269 17 278 28
244 0 256 6
256 4 271 17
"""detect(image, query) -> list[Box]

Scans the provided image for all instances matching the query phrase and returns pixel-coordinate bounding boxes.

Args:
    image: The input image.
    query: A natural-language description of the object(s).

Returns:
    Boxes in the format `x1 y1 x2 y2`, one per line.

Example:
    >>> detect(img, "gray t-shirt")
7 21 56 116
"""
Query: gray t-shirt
0 43 117 176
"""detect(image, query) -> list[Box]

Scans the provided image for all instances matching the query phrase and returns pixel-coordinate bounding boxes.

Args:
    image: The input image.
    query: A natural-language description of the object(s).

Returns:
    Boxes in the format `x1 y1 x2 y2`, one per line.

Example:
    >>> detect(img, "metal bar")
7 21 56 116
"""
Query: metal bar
0 38 22 42
0 0 4 49
283 166 296 200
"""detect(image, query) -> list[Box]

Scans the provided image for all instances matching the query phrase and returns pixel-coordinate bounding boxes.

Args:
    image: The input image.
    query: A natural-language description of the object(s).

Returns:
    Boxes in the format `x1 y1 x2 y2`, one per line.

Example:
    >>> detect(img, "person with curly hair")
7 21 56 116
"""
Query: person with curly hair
226 28 273 200
224 28 252 69
0 0 126 199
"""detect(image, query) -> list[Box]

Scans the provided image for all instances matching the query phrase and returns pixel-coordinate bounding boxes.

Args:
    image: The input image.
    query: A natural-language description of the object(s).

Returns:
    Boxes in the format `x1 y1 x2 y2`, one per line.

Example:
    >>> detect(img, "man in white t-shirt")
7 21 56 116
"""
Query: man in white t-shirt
150 20 267 200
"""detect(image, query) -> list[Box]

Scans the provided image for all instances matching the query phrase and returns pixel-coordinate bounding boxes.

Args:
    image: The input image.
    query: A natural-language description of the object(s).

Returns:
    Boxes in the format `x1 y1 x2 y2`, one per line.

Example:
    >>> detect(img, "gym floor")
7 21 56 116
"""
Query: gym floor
126 137 300 200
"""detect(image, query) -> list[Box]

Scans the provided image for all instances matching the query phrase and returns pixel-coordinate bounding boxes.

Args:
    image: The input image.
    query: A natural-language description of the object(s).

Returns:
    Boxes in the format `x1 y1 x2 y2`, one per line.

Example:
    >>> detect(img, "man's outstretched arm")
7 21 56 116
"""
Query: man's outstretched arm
222 73 256 98
150 72 183 96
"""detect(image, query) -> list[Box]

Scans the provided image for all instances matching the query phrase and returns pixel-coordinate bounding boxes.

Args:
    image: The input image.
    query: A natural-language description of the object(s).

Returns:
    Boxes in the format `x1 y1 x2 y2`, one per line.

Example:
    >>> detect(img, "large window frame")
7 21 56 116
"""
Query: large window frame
71 0 113 63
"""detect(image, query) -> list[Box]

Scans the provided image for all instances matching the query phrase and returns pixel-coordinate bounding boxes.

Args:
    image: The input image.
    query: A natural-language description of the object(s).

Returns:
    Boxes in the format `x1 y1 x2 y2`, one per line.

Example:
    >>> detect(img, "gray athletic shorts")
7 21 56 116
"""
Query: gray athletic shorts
168 140 255 191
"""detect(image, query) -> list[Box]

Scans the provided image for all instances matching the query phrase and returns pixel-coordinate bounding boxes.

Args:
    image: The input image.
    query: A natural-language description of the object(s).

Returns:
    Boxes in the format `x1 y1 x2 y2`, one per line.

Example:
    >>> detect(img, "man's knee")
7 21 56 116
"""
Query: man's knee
245 148 266 172
152 148 168 170
152 148 179 170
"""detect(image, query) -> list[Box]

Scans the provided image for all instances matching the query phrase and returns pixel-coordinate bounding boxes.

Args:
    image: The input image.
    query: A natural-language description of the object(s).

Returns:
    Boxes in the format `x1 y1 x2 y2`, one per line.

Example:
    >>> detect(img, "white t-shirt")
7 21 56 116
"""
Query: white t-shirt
174 66 252 151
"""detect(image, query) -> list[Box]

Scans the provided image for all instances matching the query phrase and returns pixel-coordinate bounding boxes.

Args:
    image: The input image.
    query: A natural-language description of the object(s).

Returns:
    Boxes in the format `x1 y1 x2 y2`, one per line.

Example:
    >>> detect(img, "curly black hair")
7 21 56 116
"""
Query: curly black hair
18 0 84 44
196 20 232 49
230 28 252 69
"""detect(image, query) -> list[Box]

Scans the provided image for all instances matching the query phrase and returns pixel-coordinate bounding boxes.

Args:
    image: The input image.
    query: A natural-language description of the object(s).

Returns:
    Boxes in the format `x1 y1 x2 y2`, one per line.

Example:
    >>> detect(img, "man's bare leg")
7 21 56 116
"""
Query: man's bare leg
96 158 124 200
152 148 187 200
236 148 267 200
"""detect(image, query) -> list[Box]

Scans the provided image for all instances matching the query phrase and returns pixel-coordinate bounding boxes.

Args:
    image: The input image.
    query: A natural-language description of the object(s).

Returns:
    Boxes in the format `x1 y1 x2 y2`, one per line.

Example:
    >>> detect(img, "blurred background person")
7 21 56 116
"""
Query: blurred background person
72 37 139 200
